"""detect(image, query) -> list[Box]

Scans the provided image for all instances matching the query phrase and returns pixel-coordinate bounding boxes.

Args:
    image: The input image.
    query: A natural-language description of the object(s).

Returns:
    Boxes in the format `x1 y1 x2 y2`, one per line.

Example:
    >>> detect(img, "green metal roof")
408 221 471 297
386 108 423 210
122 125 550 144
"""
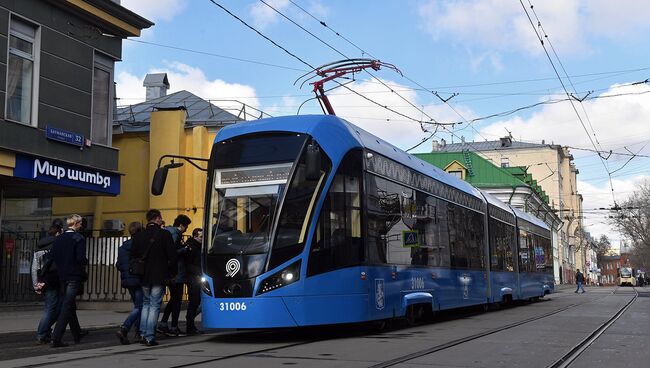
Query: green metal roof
414 150 550 204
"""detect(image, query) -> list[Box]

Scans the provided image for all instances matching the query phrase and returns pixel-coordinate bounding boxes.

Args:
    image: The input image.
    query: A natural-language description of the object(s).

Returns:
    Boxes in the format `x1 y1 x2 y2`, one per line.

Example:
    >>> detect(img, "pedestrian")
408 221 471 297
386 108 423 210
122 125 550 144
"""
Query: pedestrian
184 228 203 335
158 214 191 336
50 214 88 348
131 209 176 346
575 269 586 293
33 219 63 344
115 222 144 345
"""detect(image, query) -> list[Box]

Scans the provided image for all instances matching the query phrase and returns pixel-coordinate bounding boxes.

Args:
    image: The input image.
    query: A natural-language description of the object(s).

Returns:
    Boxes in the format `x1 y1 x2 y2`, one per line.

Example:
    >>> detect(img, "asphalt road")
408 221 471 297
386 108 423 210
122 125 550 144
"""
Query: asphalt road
1 287 649 368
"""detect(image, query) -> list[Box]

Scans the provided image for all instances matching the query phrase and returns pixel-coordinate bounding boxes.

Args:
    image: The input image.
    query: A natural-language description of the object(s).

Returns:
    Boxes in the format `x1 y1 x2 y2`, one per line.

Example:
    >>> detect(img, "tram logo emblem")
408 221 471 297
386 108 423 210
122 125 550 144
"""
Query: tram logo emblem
375 279 385 310
225 259 240 278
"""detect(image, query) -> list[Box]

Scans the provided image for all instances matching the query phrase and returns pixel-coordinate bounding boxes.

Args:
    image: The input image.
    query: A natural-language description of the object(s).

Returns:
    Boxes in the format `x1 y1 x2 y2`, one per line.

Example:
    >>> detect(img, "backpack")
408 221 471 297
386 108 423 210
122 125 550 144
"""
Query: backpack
31 249 49 291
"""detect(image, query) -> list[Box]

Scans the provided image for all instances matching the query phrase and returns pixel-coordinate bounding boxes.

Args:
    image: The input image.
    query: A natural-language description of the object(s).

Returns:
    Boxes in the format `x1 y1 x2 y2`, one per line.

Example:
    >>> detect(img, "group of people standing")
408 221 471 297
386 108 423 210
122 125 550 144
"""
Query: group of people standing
33 209 204 348
32 214 89 347
114 209 203 346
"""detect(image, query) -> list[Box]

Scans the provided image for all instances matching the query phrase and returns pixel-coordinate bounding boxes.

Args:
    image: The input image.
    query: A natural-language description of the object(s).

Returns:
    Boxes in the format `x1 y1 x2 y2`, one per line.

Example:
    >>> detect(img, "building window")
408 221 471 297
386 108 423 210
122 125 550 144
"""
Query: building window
91 53 114 145
501 157 510 168
6 17 39 125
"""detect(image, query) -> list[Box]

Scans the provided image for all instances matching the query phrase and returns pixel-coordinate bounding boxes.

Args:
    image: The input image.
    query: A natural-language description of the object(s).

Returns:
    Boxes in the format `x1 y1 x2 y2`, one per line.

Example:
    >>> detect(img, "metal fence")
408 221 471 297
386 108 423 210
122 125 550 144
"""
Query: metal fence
0 232 132 302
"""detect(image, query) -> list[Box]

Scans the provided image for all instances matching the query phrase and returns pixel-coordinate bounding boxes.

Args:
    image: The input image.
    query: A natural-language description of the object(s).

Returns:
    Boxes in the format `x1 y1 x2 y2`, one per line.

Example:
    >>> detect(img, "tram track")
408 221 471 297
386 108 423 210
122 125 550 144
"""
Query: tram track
547 287 639 368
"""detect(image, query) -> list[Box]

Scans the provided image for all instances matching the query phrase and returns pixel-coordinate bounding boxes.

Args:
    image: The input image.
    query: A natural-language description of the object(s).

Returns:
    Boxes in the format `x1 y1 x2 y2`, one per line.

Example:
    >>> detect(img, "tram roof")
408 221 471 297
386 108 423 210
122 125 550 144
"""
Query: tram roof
216 115 485 200
480 190 515 216
511 206 549 231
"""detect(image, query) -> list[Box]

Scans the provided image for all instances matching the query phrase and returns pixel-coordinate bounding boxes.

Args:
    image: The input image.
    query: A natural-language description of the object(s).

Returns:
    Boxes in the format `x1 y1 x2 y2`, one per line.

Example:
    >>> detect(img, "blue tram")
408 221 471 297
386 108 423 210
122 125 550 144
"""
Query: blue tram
198 115 554 328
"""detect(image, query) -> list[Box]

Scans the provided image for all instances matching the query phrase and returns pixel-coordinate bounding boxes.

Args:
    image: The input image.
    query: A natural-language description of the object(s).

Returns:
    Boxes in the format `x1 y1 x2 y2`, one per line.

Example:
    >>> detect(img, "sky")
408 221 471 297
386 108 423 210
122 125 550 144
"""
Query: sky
116 0 650 247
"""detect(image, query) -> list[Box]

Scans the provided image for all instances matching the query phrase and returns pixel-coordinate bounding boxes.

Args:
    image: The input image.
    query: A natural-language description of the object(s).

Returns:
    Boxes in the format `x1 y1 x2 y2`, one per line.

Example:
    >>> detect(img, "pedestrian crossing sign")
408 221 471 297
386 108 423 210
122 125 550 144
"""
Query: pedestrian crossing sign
402 230 419 248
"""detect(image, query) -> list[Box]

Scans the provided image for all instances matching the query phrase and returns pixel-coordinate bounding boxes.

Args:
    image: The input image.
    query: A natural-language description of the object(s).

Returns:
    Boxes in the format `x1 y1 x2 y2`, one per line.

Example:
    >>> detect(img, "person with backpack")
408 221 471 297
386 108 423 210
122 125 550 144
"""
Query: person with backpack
33 220 63 344
131 209 176 346
115 222 143 345
158 214 191 336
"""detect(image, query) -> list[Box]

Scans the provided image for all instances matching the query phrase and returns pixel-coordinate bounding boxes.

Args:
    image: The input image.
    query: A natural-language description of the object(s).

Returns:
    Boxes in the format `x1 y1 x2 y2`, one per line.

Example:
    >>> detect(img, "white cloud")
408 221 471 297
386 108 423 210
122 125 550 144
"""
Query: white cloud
116 61 259 111
418 0 650 57
249 0 290 29
120 0 187 22
579 175 650 244
478 83 650 155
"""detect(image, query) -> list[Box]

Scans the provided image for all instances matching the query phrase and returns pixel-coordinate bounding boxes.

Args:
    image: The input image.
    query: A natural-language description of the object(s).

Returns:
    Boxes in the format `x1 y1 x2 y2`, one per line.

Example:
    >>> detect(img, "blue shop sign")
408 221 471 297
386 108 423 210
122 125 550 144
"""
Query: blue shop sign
14 155 120 195
45 126 84 147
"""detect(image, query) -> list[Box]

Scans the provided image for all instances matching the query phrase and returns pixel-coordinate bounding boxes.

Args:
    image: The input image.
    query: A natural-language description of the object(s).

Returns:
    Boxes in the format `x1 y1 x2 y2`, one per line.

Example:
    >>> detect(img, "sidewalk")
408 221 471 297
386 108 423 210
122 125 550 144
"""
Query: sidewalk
0 301 199 334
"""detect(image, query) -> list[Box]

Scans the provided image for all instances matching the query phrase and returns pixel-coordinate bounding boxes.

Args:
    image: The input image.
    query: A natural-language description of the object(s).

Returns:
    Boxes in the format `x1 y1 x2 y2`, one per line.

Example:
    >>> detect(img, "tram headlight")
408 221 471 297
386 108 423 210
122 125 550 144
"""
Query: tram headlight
257 260 301 295
201 276 213 297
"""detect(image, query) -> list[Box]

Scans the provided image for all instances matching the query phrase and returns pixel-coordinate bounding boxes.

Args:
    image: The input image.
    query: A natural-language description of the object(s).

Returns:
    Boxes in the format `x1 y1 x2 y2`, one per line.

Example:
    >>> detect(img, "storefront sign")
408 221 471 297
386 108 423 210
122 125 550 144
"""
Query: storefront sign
13 155 120 195
45 126 84 147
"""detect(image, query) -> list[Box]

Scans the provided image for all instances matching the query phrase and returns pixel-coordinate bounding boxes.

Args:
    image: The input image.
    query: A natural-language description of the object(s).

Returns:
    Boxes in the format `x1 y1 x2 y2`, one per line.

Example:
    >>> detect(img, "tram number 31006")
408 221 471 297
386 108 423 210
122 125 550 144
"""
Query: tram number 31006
219 302 247 311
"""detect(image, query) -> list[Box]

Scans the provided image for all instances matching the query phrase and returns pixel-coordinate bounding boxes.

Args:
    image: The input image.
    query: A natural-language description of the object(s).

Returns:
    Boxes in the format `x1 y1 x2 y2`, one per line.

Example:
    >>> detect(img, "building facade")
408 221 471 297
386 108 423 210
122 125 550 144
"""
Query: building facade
435 137 586 284
0 0 151 301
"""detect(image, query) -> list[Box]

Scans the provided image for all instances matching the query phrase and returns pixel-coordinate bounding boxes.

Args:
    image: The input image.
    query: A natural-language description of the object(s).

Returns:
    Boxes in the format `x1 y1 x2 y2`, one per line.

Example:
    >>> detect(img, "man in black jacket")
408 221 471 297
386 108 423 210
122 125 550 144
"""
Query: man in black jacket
130 209 176 346
34 220 63 344
50 214 87 347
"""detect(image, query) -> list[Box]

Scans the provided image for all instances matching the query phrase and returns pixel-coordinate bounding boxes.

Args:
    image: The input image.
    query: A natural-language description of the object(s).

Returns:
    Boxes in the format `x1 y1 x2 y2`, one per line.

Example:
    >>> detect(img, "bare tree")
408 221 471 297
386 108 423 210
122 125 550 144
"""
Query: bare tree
593 234 611 264
609 179 650 270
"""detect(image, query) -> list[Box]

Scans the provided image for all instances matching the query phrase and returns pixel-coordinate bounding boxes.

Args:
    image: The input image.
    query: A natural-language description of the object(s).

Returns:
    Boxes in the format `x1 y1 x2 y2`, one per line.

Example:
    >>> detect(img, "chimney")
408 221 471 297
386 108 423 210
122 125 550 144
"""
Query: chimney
143 73 169 101
440 138 446 149
431 139 439 152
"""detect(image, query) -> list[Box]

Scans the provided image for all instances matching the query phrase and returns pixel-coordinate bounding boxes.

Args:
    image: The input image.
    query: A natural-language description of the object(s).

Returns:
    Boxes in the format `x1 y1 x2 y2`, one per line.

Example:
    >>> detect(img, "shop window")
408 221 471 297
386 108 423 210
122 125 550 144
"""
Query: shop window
6 16 39 125
91 53 114 145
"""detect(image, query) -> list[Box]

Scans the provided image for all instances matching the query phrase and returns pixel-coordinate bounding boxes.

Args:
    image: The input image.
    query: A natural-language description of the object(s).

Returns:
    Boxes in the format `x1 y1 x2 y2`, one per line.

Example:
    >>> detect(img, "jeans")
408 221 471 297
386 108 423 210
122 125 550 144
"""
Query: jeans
37 286 60 340
51 281 82 343
186 279 201 331
161 283 183 328
140 284 164 342
122 287 143 333
575 282 585 293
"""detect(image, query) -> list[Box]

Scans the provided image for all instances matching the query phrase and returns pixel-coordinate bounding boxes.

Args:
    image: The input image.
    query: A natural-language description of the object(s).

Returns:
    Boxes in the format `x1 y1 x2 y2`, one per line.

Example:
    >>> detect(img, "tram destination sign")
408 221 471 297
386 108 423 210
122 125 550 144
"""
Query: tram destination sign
216 163 293 188
45 126 84 147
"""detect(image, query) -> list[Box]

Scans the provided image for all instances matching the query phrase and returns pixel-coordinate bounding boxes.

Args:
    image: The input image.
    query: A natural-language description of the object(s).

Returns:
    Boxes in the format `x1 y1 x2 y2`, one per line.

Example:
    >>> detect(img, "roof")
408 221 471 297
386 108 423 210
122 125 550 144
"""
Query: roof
114 90 242 133
436 140 550 152
414 151 550 204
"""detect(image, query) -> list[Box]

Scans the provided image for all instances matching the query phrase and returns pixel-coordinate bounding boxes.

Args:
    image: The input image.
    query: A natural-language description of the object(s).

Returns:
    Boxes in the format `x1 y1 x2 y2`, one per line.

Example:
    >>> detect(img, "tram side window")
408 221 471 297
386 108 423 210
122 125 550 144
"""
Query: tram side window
308 151 363 276
448 202 485 270
489 218 515 272
410 193 450 267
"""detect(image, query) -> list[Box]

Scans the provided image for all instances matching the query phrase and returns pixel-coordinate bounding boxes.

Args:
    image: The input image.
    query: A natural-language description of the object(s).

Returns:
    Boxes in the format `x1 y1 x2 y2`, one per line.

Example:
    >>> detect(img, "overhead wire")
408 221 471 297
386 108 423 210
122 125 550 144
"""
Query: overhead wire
519 0 617 205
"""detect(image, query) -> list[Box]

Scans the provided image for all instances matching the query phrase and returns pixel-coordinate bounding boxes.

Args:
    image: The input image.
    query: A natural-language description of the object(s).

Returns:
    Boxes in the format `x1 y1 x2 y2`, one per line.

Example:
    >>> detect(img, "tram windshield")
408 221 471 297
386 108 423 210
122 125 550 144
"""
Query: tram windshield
211 166 291 254
620 267 632 277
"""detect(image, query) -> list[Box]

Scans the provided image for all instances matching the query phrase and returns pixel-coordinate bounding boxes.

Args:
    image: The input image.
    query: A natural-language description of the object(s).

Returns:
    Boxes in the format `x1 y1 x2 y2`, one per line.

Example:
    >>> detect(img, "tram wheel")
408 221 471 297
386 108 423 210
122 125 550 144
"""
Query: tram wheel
406 304 425 326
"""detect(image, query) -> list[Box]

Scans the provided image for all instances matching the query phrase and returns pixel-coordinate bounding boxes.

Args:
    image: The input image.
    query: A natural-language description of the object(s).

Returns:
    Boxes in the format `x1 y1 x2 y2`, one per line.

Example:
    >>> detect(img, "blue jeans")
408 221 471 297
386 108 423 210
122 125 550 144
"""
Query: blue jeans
575 282 585 293
122 287 143 333
51 281 82 343
140 284 164 342
37 286 60 340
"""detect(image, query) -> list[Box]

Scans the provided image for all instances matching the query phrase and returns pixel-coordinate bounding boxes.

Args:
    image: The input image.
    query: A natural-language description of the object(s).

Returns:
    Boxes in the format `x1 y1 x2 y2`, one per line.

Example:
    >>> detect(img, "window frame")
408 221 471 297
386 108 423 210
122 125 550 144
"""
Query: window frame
90 52 114 146
5 15 40 127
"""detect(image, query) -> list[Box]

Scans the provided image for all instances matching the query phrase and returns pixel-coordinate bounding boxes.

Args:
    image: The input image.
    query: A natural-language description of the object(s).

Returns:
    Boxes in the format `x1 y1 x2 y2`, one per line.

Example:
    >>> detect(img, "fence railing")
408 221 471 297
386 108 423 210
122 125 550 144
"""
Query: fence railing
0 232 132 302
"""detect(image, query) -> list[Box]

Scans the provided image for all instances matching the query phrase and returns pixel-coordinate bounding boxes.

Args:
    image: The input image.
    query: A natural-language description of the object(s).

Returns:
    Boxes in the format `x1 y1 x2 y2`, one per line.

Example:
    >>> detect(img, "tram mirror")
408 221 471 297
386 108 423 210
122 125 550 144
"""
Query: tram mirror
151 167 169 195
151 162 183 195
306 142 321 181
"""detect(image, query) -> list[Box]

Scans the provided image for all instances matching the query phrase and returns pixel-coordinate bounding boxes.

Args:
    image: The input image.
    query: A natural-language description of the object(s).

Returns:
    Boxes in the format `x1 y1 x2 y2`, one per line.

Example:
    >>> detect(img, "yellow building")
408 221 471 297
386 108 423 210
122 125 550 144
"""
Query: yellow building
53 75 245 234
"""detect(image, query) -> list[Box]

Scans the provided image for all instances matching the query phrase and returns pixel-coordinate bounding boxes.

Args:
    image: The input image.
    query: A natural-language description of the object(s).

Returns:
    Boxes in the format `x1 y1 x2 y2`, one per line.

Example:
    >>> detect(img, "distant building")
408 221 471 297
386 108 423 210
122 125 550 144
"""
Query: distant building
433 137 584 284
599 255 620 285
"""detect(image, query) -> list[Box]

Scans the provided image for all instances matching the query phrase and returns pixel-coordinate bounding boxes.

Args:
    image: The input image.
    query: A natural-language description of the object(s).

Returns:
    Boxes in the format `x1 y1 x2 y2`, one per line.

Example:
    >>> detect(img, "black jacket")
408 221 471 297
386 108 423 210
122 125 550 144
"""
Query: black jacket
51 230 87 282
576 272 585 283
36 236 59 289
130 223 176 285
184 237 202 279
116 239 140 288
